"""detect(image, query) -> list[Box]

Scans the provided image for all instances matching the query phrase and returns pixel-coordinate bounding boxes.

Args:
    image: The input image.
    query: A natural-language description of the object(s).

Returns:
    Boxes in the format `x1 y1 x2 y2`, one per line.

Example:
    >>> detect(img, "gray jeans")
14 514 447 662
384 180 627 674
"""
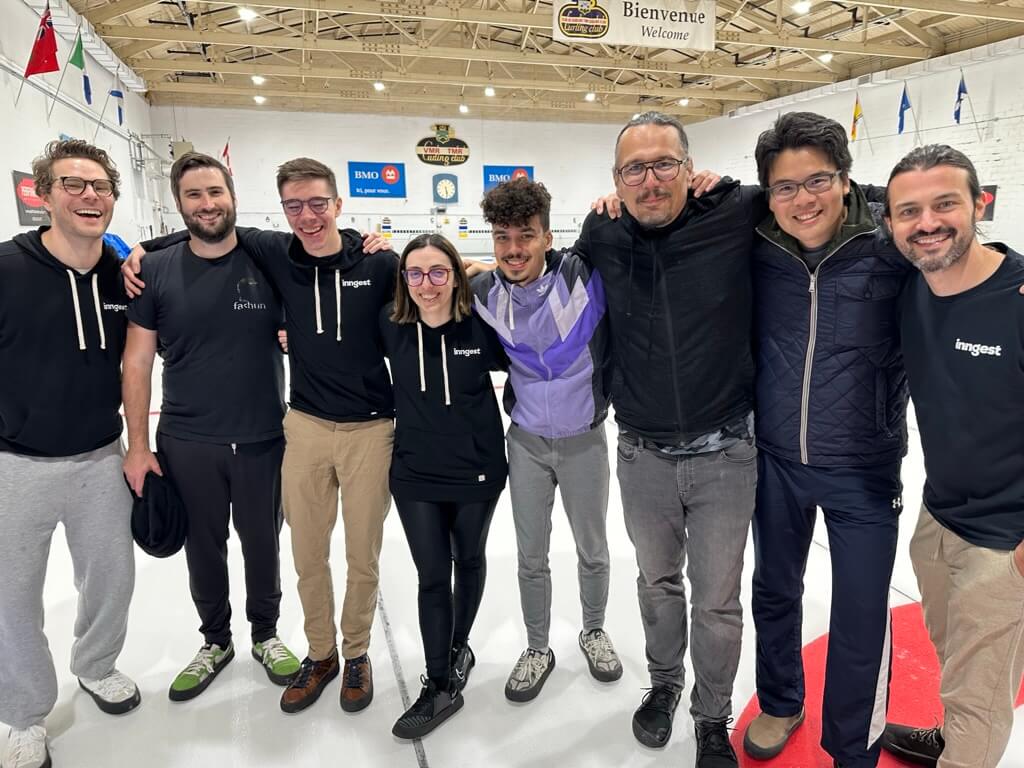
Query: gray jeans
508 423 610 651
617 432 757 722
0 442 135 728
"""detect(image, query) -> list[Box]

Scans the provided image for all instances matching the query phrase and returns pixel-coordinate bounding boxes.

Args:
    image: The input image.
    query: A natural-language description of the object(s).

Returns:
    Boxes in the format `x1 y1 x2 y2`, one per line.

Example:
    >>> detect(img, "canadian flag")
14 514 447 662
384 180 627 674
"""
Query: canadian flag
221 139 232 175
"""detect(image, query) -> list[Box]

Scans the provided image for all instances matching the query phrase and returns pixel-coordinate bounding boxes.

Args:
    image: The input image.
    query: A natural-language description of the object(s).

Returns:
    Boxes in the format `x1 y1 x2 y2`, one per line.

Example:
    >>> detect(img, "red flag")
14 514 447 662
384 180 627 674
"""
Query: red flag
25 5 59 77
220 139 233 176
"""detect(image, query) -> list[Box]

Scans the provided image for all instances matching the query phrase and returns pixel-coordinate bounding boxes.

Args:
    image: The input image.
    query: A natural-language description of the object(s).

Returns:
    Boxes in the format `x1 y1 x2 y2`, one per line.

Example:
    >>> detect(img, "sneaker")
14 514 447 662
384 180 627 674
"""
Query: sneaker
880 723 943 767
77 669 141 715
168 642 234 702
504 648 555 703
578 628 623 682
252 637 301 686
695 719 739 768
280 651 340 714
632 684 681 748
2 726 50 768
340 654 373 712
450 643 475 692
392 676 464 739
742 708 805 759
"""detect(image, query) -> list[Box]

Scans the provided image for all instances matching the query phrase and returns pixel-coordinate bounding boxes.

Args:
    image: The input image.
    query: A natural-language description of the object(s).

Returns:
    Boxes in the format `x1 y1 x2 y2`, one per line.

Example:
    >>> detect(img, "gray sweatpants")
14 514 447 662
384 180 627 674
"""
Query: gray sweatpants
0 442 135 729
507 423 610 651
616 433 757 723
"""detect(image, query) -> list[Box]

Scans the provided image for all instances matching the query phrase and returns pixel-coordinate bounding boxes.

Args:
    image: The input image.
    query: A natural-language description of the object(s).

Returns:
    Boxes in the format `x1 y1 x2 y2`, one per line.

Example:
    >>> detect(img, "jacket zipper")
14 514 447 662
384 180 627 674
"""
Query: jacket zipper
761 230 874 465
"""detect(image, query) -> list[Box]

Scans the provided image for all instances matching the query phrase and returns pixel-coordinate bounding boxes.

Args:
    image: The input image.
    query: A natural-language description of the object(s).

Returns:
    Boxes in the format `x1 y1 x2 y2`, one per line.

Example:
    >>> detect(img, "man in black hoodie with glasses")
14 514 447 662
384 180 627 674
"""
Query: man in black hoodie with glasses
0 140 140 768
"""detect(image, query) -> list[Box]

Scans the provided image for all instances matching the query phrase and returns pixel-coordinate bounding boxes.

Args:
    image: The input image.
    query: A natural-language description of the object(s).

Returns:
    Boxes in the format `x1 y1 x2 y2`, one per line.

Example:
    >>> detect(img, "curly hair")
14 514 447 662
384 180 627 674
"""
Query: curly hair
32 139 121 200
480 177 551 231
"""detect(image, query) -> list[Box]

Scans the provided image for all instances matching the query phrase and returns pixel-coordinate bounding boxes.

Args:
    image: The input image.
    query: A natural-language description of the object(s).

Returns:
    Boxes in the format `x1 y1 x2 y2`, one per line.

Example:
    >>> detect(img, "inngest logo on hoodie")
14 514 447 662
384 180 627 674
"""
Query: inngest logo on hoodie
453 347 482 357
103 302 128 312
343 278 372 288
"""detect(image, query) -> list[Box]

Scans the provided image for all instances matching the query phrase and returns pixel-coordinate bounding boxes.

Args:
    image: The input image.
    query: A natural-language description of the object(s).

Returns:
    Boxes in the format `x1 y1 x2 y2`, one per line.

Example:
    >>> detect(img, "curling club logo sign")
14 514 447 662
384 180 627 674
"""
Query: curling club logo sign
415 124 470 167
557 0 610 39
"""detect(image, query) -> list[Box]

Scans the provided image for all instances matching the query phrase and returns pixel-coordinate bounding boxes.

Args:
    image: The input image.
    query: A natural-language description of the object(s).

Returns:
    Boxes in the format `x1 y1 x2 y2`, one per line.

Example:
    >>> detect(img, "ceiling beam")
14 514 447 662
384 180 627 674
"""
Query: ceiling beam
97 25 837 83
130 58 767 103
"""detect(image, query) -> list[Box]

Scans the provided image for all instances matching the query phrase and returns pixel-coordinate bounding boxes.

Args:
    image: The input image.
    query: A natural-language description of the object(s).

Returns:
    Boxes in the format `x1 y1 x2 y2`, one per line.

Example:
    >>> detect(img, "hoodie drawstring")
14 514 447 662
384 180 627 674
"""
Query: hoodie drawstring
91 273 106 350
314 266 324 335
67 270 86 351
335 269 342 341
416 322 452 406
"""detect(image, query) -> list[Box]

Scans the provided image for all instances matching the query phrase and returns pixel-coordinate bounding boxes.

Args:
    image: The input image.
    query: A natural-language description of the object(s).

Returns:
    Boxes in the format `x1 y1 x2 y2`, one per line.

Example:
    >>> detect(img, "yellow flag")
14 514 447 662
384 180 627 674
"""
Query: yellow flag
851 95 864 141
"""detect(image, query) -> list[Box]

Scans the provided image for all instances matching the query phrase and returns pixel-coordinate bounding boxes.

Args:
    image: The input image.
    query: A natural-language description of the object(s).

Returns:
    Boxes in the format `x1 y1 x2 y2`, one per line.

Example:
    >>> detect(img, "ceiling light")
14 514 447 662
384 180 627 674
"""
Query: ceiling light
251 75 265 85
792 1 811 13
484 86 495 97
818 52 834 63
253 95 266 105
584 92 596 102
373 81 386 91
678 98 690 106
238 7 258 21
459 104 469 114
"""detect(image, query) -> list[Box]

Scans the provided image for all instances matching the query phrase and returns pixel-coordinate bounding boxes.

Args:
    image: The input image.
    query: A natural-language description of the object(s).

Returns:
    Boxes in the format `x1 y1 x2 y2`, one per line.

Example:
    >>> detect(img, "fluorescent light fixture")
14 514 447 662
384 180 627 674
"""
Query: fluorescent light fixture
373 81 386 91
793 1 811 13
238 7 258 21
818 52 834 63
678 98 690 106
459 104 469 113
251 75 265 85
253 95 266 105
484 86 496 97
584 92 596 102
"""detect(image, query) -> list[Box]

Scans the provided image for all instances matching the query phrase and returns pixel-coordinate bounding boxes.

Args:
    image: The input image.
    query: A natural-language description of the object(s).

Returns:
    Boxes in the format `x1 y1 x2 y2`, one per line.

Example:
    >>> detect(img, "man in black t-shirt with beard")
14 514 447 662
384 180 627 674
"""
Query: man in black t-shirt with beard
123 153 300 702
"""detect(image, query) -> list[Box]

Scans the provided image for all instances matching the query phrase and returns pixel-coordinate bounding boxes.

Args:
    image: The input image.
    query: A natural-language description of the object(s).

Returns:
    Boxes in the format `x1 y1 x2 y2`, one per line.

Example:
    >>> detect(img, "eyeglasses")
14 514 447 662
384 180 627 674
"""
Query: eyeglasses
616 158 687 186
280 197 332 215
766 171 840 201
403 267 452 287
58 176 114 197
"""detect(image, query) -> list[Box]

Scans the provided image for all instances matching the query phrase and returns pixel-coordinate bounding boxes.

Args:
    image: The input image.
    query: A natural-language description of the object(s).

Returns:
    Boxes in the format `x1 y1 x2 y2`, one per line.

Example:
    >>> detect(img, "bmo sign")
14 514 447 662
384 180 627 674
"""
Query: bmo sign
348 161 407 198
483 165 534 193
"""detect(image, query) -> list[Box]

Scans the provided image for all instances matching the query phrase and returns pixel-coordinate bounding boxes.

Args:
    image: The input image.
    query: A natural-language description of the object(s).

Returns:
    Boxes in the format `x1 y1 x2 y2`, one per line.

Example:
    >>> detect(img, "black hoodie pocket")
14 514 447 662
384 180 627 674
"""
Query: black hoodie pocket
396 427 482 479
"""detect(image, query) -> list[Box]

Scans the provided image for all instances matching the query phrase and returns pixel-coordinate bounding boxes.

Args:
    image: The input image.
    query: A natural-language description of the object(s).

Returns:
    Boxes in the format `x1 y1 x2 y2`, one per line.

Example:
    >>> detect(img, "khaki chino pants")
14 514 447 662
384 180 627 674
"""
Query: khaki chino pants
910 505 1024 768
282 409 393 661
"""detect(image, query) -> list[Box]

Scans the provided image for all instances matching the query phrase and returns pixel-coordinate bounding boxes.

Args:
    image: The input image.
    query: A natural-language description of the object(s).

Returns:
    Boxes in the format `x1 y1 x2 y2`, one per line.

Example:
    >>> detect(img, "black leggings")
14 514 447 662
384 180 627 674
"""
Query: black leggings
394 496 499 686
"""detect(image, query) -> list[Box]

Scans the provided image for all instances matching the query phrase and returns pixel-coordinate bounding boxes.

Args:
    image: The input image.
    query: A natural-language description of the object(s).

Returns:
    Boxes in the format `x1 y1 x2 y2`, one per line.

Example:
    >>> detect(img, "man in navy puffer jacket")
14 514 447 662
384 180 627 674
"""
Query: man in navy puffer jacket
743 112 910 768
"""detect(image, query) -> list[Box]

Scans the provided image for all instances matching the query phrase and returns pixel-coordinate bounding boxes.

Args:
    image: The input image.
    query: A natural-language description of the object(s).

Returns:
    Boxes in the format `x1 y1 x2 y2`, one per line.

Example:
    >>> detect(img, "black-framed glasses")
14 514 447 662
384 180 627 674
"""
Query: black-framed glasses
280 197 331 215
403 267 452 287
766 171 840 201
58 176 115 197
616 158 687 186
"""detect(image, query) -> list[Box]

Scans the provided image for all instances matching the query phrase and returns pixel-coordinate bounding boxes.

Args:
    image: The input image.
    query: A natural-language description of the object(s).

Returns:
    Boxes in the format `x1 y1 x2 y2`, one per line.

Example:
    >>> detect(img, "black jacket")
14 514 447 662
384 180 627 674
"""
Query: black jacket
752 182 910 466
574 181 763 443
143 227 398 423
380 306 507 502
0 228 128 456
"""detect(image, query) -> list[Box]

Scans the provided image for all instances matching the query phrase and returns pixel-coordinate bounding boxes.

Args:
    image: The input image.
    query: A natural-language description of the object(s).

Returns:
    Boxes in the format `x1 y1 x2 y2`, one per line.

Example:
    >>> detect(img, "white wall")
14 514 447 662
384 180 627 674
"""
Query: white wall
686 42 1024 245
0 1 159 242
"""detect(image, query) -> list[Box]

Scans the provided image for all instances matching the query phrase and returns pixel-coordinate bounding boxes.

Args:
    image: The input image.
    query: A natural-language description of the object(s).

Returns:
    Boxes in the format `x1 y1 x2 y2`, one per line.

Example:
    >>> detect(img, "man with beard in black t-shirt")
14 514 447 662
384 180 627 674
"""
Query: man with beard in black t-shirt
123 153 300 702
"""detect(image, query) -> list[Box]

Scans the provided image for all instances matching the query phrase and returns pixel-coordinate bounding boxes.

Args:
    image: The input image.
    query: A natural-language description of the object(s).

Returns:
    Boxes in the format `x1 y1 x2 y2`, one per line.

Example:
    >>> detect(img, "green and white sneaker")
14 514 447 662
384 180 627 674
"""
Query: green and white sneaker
252 637 301 685
169 642 234 702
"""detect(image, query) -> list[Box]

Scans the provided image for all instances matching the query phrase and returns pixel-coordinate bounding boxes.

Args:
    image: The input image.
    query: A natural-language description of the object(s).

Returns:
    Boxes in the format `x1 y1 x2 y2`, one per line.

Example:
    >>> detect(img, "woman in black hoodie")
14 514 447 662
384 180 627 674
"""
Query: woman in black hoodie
380 233 507 739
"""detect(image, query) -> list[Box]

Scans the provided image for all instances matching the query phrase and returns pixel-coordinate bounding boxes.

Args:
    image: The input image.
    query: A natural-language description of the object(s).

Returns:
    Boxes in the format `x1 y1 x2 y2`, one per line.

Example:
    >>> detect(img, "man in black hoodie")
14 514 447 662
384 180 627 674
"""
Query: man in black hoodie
576 112 763 767
0 140 140 768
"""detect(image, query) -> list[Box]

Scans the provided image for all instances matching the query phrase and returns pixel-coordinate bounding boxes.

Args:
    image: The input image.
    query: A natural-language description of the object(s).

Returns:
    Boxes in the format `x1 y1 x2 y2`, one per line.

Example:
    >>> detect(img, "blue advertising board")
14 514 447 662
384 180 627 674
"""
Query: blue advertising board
348 162 407 198
482 165 534 192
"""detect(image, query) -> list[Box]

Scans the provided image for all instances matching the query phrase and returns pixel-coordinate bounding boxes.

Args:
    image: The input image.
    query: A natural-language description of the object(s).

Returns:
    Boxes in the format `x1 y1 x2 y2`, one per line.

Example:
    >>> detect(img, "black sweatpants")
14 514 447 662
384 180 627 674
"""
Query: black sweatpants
157 432 285 648
394 496 499 687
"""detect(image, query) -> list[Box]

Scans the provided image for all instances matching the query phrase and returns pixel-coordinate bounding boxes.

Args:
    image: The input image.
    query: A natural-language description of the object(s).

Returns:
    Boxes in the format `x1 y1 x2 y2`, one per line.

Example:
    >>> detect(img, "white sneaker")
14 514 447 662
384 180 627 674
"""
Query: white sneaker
579 628 623 682
77 669 141 715
2 725 50 768
504 648 555 703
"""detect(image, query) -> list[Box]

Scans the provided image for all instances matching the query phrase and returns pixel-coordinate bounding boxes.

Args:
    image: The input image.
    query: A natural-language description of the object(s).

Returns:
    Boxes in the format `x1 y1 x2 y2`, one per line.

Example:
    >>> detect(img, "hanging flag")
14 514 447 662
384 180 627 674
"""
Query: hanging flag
110 88 125 125
220 139 233 175
898 84 912 135
850 94 864 141
954 73 968 125
68 30 92 105
24 4 59 77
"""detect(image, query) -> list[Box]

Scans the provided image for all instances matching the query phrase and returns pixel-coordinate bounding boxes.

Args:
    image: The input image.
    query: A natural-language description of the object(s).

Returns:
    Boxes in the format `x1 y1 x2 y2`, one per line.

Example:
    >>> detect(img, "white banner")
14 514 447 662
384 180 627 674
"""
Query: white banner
552 0 716 52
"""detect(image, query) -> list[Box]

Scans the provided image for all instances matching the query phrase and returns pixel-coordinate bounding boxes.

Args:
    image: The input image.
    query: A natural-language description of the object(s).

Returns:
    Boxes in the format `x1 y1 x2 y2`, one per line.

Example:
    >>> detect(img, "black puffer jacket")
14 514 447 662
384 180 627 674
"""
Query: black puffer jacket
752 181 910 466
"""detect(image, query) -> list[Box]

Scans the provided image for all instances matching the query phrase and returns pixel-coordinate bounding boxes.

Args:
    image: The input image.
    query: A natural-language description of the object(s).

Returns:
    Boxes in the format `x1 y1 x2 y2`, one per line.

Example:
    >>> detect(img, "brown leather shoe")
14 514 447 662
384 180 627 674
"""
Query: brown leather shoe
743 708 805 759
279 650 339 714
340 654 373 712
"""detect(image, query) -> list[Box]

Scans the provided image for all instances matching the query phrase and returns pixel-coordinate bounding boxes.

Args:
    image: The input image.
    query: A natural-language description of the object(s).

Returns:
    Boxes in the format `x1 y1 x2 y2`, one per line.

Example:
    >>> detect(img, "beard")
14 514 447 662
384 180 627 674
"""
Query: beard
900 220 975 274
629 188 679 228
183 205 237 244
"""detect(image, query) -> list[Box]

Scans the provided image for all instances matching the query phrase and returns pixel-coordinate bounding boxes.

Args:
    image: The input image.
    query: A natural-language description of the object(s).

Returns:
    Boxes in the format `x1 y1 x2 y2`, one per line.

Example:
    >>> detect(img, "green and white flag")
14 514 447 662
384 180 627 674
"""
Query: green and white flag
69 30 92 104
